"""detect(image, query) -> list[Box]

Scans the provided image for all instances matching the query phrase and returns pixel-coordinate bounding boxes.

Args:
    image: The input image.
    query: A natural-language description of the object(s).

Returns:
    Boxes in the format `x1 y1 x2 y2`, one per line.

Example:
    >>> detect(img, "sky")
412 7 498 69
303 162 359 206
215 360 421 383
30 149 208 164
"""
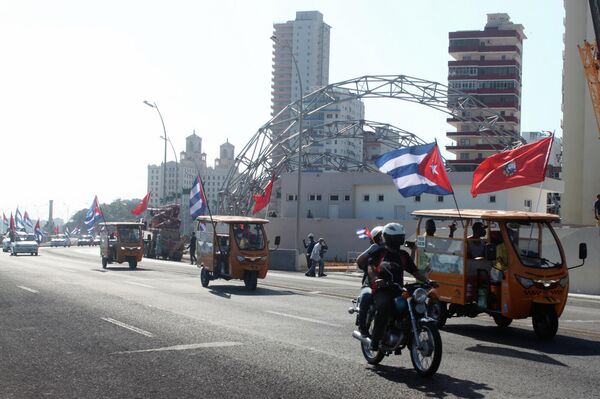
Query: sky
0 0 565 221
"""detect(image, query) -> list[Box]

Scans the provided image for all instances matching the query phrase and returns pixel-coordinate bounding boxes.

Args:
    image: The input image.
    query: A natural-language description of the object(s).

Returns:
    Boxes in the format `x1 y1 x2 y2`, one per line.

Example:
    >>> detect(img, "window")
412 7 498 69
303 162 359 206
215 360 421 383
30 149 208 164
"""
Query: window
378 195 384 202
489 195 496 203
287 194 297 201
415 195 421 202
316 194 322 201
437 196 444 203
344 195 351 201
363 194 370 202
309 194 316 201
524 199 532 208
329 194 339 201
460 153 470 160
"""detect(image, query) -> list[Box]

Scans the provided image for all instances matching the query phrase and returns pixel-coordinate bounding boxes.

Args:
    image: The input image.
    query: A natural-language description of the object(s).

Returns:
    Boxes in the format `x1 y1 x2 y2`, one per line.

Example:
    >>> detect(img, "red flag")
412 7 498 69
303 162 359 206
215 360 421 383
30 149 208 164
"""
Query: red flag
252 178 274 215
131 192 151 215
9 212 15 232
418 143 453 193
471 136 553 198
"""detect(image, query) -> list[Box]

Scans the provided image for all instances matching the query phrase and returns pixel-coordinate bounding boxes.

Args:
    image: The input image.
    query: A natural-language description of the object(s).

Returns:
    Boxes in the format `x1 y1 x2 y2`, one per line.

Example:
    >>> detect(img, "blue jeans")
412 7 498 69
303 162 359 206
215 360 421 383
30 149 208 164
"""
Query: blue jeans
309 258 324 275
358 286 373 332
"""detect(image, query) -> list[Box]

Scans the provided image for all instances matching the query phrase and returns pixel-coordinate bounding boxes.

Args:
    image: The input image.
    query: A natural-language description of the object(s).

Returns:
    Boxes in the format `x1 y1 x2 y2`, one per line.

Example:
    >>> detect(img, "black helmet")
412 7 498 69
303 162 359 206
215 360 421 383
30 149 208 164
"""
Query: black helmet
383 223 406 251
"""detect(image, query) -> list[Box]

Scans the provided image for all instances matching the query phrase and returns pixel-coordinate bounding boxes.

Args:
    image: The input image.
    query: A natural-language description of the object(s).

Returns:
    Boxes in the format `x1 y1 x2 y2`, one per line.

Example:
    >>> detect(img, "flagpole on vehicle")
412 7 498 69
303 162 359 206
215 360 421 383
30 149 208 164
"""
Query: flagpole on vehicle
190 159 222 259
534 131 555 213
436 140 465 229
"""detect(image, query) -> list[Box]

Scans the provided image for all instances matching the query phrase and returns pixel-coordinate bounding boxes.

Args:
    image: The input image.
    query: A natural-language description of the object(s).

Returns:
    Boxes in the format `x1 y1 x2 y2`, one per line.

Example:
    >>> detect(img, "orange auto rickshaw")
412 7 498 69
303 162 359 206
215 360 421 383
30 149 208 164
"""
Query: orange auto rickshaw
195 215 275 291
99 222 144 270
411 209 587 340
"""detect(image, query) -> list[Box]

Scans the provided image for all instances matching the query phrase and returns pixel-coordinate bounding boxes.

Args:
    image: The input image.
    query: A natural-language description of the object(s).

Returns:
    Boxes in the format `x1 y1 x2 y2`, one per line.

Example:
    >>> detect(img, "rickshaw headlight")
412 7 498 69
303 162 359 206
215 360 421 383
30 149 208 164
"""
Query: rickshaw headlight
120 246 125 251
516 275 534 289
559 275 569 288
413 288 428 304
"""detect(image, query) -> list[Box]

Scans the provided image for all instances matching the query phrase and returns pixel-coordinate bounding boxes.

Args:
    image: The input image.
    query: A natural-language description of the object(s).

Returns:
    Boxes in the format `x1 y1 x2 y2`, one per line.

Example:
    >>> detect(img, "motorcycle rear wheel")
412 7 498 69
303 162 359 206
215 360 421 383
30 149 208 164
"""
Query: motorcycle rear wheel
409 323 442 377
360 315 385 365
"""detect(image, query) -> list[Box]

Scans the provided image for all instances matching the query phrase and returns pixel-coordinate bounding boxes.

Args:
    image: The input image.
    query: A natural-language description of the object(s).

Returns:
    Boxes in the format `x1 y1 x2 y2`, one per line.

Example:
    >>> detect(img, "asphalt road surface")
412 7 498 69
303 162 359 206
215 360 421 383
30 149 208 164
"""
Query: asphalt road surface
1 247 599 398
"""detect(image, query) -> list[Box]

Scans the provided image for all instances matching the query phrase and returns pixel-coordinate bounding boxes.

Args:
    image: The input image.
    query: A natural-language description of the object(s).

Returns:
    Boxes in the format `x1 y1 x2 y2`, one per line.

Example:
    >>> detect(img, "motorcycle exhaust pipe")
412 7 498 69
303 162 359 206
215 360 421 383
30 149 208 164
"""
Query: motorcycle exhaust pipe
352 330 372 346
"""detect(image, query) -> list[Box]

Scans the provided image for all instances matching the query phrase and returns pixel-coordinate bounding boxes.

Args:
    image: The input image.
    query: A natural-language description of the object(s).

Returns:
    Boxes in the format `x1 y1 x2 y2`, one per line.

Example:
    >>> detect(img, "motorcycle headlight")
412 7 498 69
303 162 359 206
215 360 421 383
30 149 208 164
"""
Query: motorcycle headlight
413 288 428 304
559 275 569 288
516 275 534 289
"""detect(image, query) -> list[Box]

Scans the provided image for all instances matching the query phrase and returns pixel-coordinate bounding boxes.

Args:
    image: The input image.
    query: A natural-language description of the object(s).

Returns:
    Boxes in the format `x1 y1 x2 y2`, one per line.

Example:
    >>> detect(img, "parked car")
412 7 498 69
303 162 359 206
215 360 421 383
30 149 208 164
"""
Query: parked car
2 235 12 252
50 234 71 247
11 233 39 256
92 236 101 246
77 235 93 246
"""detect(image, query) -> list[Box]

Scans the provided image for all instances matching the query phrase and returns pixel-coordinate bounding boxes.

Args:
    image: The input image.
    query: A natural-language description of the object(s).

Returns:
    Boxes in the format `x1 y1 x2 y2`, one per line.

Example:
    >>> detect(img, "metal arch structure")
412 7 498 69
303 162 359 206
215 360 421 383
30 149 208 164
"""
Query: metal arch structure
218 74 525 215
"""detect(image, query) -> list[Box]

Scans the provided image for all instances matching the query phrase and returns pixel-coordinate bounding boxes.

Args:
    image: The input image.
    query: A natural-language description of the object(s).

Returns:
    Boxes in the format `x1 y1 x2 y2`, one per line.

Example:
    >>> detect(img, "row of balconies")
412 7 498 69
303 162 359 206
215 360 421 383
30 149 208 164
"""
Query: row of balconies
448 44 522 55
447 115 520 124
448 73 520 82
446 130 519 137
449 29 522 40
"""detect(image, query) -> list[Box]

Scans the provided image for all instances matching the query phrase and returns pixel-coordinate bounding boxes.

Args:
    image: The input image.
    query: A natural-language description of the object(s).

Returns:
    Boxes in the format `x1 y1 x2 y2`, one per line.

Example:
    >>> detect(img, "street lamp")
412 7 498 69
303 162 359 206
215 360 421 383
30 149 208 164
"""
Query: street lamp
271 34 304 266
161 135 179 209
144 100 168 205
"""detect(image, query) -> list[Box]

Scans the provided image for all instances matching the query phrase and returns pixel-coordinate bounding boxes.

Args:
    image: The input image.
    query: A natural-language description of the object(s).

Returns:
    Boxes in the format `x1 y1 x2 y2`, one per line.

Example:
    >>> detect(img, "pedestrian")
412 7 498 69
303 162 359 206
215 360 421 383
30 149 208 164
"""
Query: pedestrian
188 232 197 265
303 233 316 273
594 194 600 234
307 238 327 277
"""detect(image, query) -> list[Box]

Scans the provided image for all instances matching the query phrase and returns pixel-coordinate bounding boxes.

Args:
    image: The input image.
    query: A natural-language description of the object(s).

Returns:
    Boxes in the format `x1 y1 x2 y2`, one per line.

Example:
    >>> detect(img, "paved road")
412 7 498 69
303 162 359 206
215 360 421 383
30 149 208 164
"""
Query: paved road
1 247 599 398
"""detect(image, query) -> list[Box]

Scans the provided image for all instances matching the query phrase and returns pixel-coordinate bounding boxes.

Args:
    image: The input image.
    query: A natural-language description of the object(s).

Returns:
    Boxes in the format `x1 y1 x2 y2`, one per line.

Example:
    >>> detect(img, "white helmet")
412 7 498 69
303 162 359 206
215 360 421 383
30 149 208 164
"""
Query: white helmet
371 225 384 238
383 223 406 250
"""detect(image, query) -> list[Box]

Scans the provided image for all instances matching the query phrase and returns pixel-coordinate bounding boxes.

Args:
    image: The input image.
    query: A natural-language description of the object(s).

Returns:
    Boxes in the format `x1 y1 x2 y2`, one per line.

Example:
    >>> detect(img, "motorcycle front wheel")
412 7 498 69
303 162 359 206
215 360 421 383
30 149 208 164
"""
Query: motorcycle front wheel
409 323 442 377
360 314 385 365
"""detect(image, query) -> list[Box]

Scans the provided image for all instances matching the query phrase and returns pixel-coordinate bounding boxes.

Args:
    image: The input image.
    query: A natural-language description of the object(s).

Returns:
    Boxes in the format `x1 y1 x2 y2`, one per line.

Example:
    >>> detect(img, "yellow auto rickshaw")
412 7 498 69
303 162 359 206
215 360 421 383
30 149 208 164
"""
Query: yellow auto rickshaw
411 209 587 340
196 215 276 291
99 222 144 270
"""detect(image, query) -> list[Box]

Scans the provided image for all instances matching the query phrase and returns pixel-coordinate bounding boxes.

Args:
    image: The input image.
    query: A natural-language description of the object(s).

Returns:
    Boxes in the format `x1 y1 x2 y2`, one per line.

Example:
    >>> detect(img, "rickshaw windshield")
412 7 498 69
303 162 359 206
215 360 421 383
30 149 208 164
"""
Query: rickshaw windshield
232 223 265 251
505 221 563 269
118 226 141 243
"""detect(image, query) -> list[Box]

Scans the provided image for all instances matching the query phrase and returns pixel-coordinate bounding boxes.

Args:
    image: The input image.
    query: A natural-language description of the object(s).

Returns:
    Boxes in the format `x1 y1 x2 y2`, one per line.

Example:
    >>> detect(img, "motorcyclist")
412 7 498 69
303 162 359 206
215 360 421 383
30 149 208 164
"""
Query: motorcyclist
367 222 431 351
355 225 384 336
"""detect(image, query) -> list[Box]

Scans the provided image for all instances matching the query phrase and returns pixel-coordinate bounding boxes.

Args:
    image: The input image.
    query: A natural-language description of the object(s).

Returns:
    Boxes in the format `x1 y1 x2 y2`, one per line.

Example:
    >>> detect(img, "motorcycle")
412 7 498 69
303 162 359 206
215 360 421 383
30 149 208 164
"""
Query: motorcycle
349 281 443 377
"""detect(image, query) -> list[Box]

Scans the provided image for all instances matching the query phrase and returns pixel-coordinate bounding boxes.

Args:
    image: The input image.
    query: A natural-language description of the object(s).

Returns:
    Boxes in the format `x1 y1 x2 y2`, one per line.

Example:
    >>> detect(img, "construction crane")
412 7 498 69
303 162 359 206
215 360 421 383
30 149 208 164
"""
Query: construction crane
578 0 600 138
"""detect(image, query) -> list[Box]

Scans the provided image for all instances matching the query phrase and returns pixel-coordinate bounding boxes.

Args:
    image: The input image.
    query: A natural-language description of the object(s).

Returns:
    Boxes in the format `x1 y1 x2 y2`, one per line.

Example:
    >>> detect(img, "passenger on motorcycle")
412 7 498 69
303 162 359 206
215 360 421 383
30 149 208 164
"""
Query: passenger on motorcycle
367 222 430 351
355 225 384 336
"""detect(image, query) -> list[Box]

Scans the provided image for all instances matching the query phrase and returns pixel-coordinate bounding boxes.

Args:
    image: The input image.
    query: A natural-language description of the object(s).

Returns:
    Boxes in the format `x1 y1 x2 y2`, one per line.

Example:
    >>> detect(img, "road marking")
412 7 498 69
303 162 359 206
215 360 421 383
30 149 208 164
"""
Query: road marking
101 317 154 337
111 342 242 355
125 281 154 289
562 320 600 323
265 310 342 328
17 286 38 293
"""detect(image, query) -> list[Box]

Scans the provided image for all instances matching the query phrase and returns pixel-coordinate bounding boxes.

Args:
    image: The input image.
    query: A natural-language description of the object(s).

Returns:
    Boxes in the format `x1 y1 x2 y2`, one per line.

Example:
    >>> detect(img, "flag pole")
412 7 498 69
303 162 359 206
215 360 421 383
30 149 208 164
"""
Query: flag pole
437 140 465 230
534 131 555 213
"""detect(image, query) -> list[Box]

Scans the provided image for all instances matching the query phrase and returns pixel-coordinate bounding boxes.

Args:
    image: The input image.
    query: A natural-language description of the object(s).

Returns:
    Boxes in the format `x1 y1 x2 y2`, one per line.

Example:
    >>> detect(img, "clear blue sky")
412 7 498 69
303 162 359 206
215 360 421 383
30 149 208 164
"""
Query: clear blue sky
0 0 565 221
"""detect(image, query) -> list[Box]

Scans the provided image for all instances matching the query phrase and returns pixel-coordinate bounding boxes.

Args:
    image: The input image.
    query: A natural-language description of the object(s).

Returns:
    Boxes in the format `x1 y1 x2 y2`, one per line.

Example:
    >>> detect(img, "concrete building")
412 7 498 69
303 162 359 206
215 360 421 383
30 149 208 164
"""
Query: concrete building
562 0 600 224
447 13 526 172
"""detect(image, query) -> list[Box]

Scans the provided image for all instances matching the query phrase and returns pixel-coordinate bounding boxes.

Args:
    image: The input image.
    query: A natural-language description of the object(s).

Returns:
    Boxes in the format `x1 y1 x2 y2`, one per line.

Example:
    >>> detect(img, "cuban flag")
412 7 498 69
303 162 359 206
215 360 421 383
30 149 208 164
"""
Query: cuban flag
84 196 103 228
375 142 453 197
15 208 24 230
23 211 34 229
71 227 80 236
189 176 208 220
356 227 371 240
34 220 44 243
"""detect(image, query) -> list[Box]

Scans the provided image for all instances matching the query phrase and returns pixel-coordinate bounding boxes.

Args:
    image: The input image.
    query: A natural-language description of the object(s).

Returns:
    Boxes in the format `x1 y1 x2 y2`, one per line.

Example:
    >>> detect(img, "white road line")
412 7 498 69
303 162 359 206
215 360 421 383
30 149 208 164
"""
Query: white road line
125 281 154 289
111 342 242 355
265 310 342 328
17 286 38 293
562 320 600 323
101 317 154 338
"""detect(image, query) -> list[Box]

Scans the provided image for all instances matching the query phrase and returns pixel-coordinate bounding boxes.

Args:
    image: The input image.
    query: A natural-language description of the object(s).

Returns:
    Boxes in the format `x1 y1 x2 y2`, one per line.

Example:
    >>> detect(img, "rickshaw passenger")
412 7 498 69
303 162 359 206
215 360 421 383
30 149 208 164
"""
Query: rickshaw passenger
467 222 486 259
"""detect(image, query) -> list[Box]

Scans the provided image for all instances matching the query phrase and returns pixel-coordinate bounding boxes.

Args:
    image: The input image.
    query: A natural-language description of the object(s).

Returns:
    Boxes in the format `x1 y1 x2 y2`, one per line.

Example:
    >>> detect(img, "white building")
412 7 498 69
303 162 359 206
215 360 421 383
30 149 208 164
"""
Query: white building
562 0 600 224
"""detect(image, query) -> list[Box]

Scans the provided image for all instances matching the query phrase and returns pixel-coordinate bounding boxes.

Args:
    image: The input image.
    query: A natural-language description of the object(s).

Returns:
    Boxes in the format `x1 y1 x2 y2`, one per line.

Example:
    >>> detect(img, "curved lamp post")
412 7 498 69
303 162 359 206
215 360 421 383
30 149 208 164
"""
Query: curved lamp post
144 100 168 205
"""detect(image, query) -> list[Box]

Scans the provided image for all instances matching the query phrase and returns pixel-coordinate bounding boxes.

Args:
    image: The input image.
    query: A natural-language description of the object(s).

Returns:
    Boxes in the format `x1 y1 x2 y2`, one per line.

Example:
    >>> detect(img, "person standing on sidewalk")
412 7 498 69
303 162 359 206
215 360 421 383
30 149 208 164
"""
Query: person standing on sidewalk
307 238 328 277
594 194 600 234
303 233 316 272
188 232 197 265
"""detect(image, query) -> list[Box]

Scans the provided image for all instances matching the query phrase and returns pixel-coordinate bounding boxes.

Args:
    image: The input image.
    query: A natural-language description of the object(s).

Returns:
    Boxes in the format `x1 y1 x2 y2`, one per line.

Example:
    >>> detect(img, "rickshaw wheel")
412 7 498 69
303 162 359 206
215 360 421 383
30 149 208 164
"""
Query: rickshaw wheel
492 314 512 328
128 258 137 269
244 270 258 291
532 305 558 340
200 267 210 288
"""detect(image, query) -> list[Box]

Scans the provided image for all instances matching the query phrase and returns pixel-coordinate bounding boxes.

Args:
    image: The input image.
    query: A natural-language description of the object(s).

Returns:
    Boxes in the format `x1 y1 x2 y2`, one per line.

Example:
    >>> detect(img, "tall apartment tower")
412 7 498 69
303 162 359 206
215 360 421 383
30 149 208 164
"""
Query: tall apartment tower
271 11 331 123
562 0 600 224
447 13 526 172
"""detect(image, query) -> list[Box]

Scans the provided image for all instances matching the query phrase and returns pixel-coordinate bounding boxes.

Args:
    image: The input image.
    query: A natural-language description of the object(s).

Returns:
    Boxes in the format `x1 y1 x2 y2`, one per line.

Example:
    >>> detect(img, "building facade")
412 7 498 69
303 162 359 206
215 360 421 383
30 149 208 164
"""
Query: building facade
562 0 600 224
447 13 526 172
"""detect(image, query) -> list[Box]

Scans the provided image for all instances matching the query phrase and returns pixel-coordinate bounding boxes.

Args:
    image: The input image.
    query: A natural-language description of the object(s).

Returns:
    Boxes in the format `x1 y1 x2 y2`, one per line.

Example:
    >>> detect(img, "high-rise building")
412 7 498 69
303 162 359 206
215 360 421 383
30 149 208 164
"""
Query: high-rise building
447 13 526 172
562 0 600 224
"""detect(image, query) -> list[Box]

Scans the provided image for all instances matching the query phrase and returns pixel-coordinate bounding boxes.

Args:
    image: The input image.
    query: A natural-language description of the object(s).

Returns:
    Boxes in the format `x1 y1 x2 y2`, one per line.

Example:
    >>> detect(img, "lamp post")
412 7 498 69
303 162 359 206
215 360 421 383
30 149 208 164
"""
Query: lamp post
161 135 179 208
144 100 168 205
271 35 304 265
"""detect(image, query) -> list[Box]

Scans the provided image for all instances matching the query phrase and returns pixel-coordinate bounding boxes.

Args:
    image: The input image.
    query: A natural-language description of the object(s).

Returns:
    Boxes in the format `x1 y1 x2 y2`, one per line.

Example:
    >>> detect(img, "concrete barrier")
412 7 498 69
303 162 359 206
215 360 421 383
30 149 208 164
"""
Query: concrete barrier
269 249 300 271
553 226 599 295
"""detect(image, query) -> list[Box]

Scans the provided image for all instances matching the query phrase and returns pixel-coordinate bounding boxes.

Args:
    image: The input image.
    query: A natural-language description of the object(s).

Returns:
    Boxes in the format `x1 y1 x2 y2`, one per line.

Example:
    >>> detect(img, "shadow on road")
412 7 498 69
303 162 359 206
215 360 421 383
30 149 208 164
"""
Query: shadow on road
369 364 493 398
444 323 600 356
93 267 154 272
465 344 567 366
207 285 295 299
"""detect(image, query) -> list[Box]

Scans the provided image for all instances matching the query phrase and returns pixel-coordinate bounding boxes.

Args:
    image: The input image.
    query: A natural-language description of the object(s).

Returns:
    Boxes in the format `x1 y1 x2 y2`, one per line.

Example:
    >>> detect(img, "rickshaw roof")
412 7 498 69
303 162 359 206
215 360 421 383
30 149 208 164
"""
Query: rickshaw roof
411 209 560 222
196 215 269 224
99 222 145 227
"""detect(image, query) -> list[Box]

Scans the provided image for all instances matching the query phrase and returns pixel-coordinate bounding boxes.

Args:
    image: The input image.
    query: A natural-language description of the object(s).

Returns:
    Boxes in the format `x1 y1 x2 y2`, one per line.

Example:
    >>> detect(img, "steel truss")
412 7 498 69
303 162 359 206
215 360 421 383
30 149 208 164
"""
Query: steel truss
218 74 525 215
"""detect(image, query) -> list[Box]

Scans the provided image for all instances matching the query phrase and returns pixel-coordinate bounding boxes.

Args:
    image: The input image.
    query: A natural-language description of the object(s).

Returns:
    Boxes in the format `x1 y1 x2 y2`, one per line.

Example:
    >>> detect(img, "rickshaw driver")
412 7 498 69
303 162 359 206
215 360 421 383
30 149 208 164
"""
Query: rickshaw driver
467 222 487 259
492 224 519 282
367 223 432 351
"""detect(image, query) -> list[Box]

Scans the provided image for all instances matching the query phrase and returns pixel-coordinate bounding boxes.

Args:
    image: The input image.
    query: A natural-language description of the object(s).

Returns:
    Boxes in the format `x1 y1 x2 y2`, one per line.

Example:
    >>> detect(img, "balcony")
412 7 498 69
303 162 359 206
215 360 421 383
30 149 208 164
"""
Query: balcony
446 144 499 151
448 59 521 68
447 115 520 125
448 74 520 82
448 45 521 55
446 130 519 138
449 29 522 40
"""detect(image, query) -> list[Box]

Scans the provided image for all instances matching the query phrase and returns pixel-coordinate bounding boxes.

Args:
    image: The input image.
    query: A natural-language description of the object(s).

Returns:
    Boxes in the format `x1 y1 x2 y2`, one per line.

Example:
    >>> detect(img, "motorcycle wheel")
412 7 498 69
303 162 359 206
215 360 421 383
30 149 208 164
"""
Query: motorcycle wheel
428 300 448 329
409 323 442 377
360 315 385 365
